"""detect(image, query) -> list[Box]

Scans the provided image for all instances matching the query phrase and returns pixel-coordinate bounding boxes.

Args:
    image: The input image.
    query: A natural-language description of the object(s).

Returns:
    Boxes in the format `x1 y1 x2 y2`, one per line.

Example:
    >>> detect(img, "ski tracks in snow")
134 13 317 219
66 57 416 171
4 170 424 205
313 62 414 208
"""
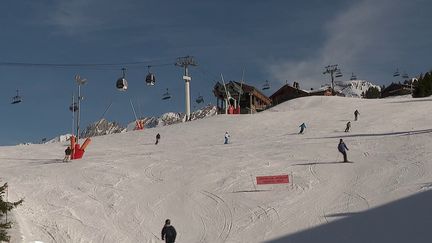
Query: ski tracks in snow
309 163 320 185
255 205 280 222
200 190 233 242
343 175 370 214
144 163 164 183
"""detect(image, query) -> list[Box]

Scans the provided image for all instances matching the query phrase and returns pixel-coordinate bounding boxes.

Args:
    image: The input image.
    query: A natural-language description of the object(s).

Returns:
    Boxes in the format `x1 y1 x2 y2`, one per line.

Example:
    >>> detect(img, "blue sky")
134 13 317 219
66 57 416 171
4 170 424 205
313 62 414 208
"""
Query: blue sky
0 0 431 145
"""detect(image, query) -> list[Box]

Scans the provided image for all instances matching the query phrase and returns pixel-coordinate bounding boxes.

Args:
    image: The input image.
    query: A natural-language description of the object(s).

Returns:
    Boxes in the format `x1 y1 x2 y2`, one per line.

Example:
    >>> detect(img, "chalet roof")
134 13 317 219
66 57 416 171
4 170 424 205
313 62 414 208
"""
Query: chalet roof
308 87 331 94
232 81 271 104
213 81 271 104
383 82 411 90
269 84 309 99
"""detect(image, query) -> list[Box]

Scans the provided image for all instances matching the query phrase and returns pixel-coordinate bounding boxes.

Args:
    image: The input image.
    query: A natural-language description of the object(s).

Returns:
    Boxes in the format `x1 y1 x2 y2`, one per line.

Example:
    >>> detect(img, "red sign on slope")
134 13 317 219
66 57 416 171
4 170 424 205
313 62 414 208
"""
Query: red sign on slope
256 175 289 185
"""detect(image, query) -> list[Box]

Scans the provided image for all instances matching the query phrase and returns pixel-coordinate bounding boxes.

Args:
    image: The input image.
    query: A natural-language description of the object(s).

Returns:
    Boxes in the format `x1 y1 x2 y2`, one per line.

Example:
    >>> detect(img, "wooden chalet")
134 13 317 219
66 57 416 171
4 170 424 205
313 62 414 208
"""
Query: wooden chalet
269 82 309 105
309 87 334 96
213 81 272 114
269 82 339 105
381 83 412 98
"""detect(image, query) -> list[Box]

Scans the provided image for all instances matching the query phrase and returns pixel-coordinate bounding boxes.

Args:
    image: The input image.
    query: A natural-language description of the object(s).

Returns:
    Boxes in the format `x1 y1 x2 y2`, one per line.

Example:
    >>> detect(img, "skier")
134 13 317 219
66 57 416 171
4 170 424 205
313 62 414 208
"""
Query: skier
354 110 360 121
344 121 351 132
224 131 230 144
63 146 72 162
338 139 349 162
161 219 177 243
155 133 161 145
299 122 306 134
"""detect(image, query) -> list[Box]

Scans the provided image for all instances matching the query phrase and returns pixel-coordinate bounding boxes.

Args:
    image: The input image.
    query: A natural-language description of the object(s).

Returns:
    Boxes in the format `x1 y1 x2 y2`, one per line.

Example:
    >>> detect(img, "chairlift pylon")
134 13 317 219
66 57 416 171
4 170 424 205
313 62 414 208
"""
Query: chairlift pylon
350 73 357 80
262 80 270 90
11 89 22 104
116 68 128 91
162 88 171 100
145 66 156 86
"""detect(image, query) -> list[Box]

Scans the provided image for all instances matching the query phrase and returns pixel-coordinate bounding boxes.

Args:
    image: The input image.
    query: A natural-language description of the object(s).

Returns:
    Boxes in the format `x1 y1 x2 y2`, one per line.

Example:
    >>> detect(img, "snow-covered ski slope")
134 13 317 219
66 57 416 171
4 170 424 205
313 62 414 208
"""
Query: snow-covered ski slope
1 95 432 243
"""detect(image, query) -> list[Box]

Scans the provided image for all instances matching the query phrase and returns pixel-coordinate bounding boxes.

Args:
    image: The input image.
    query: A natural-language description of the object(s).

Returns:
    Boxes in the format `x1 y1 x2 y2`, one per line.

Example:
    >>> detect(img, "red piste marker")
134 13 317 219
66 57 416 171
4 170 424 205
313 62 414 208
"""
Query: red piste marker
256 175 289 185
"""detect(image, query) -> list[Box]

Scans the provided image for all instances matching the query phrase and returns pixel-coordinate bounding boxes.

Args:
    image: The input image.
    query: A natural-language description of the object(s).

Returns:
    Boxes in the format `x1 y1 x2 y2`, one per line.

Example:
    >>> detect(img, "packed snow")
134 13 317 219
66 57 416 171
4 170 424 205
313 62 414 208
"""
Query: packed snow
1 95 432 243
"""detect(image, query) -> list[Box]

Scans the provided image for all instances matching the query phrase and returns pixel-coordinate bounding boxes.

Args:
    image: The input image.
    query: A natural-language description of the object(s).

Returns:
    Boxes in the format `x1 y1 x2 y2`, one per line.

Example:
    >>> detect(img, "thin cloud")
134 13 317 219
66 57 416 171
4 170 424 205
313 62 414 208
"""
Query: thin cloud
48 0 102 35
267 0 405 89
46 0 141 35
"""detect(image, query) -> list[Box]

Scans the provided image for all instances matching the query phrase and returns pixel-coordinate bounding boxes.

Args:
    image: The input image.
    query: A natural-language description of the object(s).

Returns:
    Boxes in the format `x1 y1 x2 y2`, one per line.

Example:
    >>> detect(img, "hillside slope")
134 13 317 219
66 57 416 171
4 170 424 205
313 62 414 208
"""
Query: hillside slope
1 96 431 243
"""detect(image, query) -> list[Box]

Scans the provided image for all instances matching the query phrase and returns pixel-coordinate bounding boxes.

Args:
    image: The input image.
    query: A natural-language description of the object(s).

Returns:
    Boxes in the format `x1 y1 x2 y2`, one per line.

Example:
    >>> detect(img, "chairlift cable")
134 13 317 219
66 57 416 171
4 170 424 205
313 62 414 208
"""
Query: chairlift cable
71 93 75 137
238 67 245 105
220 73 230 101
0 60 174 71
129 99 139 122
195 66 221 85
99 101 114 121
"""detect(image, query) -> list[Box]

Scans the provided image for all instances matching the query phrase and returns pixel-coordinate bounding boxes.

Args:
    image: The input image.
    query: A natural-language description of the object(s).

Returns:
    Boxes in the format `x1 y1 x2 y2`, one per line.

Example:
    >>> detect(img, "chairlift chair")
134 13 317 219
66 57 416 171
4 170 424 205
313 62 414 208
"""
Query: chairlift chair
162 88 171 100
116 68 128 91
393 69 400 77
145 66 156 86
11 90 22 104
116 78 128 91
69 102 78 112
335 70 343 78
402 72 409 79
262 80 270 90
350 73 357 80
196 94 204 104
145 73 156 86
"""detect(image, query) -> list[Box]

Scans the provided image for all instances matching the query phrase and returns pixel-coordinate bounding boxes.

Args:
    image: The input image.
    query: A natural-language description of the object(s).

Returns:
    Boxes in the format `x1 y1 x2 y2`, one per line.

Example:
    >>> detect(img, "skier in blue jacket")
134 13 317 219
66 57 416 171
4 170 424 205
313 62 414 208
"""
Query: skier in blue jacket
338 139 349 162
299 123 306 134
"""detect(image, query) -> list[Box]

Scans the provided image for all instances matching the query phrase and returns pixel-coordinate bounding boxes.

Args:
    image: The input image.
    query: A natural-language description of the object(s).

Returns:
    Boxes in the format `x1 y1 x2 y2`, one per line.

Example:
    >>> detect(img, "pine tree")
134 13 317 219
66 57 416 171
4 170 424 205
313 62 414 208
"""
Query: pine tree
0 183 23 241
413 71 432 98
425 72 432 96
364 86 381 99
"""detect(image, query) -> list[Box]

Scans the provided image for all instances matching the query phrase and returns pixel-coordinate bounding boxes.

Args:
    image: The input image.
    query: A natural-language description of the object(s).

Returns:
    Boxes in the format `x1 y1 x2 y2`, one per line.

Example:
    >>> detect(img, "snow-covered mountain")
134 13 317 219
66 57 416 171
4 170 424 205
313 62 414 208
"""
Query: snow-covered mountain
79 105 218 138
335 80 381 97
125 105 217 131
45 134 73 143
321 80 381 97
42 105 217 144
80 119 125 138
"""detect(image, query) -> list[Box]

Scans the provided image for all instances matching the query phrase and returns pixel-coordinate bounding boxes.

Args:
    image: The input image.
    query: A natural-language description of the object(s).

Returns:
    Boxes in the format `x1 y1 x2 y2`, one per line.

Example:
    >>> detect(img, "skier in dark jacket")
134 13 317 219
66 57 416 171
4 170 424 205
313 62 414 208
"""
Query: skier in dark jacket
354 110 360 121
161 219 176 243
338 139 349 162
344 121 351 132
63 146 72 162
299 122 306 134
155 133 161 145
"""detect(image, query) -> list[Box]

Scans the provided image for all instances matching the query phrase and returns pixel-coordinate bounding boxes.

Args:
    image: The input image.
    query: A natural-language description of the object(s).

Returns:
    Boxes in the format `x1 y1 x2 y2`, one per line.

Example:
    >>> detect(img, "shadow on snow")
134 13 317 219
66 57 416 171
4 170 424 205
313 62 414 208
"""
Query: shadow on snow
311 128 432 139
265 190 432 243
292 161 353 166
389 98 432 104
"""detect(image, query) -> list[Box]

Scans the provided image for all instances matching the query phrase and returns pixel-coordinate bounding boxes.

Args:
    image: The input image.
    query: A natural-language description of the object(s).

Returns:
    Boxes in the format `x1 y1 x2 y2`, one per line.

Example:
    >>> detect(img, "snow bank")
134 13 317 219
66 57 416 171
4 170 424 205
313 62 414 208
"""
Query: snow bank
1 96 431 242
